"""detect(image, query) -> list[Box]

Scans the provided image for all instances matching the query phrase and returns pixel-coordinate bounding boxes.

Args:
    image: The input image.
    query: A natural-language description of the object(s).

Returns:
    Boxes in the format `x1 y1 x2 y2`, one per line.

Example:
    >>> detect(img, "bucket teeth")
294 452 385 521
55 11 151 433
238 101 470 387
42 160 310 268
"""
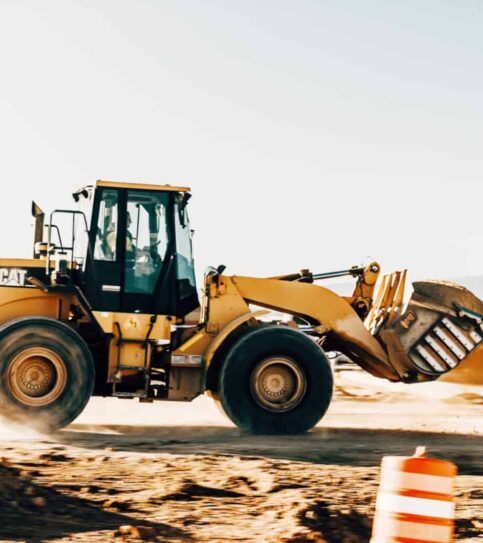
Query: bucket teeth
410 316 482 375
372 277 483 382
433 326 465 360
441 317 475 351
415 345 446 372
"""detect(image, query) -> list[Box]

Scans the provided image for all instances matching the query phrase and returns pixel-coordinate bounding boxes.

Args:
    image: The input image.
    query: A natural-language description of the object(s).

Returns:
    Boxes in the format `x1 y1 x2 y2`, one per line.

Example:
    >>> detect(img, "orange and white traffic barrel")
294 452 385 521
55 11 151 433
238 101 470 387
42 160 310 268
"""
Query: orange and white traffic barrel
371 446 457 543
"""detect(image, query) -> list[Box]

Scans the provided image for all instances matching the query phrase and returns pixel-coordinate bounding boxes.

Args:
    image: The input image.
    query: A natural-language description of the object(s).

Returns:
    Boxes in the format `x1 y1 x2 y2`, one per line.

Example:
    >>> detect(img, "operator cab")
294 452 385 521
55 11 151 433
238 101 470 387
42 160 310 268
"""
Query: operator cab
81 181 198 317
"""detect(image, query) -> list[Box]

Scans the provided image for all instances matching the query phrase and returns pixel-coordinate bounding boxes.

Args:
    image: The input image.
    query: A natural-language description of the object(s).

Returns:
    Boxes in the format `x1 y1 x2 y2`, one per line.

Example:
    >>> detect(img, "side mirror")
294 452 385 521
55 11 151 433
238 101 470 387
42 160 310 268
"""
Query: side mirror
72 188 90 202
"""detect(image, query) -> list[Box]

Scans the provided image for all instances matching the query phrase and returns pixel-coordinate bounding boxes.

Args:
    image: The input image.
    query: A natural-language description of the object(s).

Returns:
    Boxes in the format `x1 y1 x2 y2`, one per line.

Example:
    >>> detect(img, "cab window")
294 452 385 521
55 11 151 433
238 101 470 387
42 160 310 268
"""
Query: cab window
125 190 169 294
94 189 118 261
174 201 196 293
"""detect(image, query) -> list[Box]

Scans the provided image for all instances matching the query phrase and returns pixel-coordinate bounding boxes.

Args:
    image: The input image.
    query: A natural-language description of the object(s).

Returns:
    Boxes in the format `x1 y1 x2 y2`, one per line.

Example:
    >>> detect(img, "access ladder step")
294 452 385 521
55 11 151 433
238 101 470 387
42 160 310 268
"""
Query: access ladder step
112 391 148 398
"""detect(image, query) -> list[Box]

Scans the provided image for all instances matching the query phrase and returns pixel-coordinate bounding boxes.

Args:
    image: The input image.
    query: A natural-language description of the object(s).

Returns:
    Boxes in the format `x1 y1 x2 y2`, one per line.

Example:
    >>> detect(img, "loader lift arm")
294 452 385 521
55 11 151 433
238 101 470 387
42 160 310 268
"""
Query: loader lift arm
225 262 400 381
202 260 483 385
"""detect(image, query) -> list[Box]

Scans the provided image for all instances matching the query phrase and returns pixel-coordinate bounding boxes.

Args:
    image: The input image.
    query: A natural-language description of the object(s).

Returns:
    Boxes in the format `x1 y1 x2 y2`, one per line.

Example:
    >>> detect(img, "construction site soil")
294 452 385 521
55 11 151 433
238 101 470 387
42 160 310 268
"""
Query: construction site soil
0 372 481 543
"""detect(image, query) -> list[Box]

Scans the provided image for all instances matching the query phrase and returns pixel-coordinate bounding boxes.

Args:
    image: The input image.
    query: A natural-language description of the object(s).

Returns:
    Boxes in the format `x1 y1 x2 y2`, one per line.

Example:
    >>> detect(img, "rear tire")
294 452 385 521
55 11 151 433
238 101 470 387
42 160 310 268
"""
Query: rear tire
0 317 95 432
219 326 333 434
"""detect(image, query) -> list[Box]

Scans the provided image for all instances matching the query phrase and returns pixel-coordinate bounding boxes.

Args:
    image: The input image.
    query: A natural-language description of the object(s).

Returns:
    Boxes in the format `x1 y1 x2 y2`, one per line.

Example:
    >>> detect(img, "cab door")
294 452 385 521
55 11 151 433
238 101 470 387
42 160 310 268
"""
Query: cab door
120 189 174 314
83 187 122 311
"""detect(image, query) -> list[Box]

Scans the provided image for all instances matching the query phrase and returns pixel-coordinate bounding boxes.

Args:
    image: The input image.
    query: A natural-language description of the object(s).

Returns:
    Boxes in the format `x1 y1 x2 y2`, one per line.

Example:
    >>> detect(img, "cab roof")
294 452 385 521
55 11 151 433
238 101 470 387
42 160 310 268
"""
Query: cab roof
96 180 191 192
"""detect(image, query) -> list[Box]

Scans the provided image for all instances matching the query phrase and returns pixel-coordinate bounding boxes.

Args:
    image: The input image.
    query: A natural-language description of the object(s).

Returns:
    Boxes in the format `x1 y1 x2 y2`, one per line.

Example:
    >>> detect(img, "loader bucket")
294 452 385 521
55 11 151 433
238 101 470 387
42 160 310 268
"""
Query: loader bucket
370 274 483 383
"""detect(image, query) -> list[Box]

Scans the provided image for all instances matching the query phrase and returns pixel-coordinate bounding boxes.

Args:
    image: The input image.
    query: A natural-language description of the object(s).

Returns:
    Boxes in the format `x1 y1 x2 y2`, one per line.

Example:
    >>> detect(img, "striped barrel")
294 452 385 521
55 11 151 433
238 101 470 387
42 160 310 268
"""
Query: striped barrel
371 447 457 543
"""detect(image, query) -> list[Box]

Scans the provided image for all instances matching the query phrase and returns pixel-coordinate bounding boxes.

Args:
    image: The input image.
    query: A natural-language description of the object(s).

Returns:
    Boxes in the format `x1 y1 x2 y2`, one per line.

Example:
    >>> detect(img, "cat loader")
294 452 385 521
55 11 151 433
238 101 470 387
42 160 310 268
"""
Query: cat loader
0 180 481 434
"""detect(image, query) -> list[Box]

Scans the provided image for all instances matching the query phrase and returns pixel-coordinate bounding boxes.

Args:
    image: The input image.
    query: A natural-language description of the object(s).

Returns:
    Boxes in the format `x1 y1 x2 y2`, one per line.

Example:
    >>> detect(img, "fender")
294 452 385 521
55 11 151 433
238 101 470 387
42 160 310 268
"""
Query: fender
203 309 269 366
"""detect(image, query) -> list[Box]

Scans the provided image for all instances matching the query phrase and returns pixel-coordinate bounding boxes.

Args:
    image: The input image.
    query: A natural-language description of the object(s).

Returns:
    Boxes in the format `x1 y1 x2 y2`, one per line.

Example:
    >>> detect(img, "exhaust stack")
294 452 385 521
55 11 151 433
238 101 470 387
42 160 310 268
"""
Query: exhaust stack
31 201 44 259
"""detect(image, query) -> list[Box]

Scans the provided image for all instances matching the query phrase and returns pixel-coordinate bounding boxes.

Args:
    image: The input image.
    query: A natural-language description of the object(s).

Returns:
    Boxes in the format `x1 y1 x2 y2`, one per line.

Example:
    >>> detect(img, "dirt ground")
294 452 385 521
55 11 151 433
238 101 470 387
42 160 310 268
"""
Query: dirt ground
0 372 481 543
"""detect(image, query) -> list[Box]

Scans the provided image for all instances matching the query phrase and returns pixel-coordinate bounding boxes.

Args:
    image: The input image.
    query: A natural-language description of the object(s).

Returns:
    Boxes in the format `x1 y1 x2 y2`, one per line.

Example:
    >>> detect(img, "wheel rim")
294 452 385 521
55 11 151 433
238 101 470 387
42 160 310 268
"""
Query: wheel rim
7 347 67 406
250 356 307 413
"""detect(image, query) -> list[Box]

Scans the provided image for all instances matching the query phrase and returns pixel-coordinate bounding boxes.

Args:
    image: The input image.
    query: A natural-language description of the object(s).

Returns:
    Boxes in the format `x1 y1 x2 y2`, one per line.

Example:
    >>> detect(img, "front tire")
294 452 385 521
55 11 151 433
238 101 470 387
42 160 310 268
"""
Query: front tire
0 317 95 432
219 326 333 434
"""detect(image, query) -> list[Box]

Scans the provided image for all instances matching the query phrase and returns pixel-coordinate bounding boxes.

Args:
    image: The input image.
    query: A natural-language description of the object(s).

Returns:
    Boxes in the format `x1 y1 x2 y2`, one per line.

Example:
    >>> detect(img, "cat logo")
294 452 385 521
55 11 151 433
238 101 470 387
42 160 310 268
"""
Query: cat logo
0 268 28 287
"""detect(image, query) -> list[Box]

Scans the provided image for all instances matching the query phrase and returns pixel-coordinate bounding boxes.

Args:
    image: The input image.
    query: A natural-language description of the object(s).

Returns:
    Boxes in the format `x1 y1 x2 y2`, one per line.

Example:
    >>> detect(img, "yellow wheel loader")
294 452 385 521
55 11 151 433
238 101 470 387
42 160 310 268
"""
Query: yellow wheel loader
0 180 481 434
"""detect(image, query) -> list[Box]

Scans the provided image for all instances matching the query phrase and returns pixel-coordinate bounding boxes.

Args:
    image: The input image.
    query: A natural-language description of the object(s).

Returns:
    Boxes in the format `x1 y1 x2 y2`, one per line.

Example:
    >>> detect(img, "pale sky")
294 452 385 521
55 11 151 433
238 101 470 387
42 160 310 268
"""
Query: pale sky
0 1 482 284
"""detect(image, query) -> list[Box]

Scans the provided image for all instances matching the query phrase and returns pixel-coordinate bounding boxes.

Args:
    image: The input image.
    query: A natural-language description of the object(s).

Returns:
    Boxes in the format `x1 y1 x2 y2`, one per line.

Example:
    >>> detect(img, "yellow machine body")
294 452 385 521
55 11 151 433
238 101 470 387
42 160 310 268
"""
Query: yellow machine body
0 180 480 434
